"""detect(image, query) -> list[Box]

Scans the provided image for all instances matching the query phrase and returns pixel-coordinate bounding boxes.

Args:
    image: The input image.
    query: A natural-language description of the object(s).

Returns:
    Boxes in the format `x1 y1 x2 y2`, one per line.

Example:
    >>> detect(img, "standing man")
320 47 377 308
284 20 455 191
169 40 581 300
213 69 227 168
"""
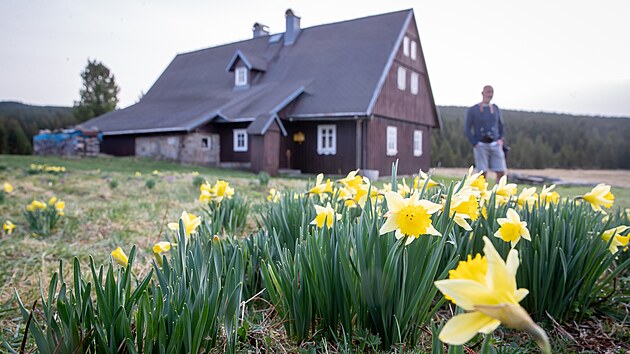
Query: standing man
465 85 507 181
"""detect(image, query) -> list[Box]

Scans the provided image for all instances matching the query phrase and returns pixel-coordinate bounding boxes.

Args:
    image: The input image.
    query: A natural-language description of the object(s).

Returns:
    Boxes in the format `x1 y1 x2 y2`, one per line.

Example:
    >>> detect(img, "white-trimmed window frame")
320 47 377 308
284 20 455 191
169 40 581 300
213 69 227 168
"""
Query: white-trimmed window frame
235 67 248 87
317 124 336 155
233 129 248 152
413 130 423 157
397 66 406 91
386 126 398 156
403 36 410 57
410 40 417 60
201 137 210 150
410 71 419 95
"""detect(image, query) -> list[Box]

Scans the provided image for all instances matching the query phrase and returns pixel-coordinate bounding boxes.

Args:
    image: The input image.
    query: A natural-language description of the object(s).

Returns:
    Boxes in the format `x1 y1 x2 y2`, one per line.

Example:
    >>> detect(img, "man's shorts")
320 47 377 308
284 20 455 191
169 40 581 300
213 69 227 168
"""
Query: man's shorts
473 143 507 173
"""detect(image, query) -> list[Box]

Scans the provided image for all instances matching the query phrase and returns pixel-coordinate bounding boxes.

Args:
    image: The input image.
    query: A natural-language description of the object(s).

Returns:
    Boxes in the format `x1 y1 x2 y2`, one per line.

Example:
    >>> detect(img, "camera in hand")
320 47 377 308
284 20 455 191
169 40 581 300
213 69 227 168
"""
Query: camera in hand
480 132 495 143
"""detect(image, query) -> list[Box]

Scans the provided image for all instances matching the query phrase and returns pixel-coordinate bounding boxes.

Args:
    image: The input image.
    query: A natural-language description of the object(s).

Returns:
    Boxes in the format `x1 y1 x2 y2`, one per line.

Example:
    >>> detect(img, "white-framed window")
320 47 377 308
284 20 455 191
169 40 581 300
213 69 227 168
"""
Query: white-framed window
317 124 336 155
386 126 397 156
413 130 423 156
410 40 417 60
403 36 410 57
410 71 419 95
201 137 210 150
233 129 248 152
235 67 248 87
397 66 406 91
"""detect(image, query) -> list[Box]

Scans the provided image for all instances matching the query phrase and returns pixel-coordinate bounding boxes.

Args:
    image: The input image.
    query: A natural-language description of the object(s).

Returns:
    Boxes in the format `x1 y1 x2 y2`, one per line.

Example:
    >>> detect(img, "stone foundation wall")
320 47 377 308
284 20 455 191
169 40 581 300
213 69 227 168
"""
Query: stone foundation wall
136 133 219 165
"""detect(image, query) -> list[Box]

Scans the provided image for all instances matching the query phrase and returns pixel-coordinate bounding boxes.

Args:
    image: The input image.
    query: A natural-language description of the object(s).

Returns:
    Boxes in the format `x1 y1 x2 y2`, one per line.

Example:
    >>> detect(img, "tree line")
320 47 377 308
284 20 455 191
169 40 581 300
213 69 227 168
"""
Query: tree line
0 102 76 154
431 106 630 169
0 59 120 155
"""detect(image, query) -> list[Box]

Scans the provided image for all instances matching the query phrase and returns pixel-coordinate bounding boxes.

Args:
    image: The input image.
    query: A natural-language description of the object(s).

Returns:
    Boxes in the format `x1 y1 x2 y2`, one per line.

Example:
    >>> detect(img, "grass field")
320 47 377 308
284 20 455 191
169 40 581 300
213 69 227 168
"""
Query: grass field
0 154 628 352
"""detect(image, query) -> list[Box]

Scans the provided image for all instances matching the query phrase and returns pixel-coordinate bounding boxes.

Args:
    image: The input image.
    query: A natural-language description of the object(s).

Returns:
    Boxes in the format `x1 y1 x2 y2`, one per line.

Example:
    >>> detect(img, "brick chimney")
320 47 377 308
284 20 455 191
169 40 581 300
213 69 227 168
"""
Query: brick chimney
252 22 269 38
284 9 301 46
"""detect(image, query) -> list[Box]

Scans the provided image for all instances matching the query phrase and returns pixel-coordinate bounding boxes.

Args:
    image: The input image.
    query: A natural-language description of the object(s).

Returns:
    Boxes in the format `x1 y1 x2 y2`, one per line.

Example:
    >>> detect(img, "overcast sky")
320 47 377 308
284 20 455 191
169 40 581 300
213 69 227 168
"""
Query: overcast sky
1 0 629 117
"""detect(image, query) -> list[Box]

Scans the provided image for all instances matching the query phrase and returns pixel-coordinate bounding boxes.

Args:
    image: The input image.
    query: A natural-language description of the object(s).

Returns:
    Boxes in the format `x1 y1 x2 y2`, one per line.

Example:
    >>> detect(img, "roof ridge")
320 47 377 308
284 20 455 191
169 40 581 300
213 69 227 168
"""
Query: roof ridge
176 8 413 57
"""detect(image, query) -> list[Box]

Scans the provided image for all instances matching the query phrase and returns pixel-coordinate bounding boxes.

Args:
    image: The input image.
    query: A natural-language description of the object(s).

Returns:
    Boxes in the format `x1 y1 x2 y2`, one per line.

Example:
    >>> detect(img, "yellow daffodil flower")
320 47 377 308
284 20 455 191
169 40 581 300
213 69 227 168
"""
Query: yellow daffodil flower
448 189 479 231
309 173 333 196
540 185 559 205
213 180 234 202
434 237 550 352
3 220 16 234
135 171 142 177
152 170 160 175
111 247 129 267
517 187 538 210
449 253 488 283
153 241 173 254
48 196 57 205
453 193 480 222
601 226 629 254
54 201 65 212
3 182 13 193
581 183 614 213
494 208 531 248
338 169 363 189
168 211 202 237
414 170 440 190
379 191 442 244
492 176 517 204
311 202 341 229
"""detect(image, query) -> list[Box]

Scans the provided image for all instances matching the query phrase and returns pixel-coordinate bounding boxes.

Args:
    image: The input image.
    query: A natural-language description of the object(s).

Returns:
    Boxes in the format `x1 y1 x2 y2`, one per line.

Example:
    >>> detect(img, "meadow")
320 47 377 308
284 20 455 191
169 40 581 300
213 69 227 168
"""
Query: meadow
0 155 628 353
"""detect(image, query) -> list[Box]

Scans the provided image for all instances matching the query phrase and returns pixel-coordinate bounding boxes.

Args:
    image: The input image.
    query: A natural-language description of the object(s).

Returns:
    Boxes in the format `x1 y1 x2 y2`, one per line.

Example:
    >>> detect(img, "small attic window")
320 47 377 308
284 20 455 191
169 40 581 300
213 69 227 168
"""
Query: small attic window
235 67 248 87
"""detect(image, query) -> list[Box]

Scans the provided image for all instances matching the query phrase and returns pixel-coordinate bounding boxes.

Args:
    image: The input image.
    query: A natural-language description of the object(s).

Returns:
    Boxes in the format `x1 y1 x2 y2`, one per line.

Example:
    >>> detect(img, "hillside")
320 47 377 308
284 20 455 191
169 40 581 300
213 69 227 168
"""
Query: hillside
0 101 76 154
432 106 630 169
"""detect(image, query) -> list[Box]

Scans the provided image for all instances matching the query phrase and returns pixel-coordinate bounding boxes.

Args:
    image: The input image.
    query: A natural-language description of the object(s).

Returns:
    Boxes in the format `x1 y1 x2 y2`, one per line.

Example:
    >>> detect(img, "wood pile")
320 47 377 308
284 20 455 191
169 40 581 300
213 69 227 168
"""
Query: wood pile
34 129 101 157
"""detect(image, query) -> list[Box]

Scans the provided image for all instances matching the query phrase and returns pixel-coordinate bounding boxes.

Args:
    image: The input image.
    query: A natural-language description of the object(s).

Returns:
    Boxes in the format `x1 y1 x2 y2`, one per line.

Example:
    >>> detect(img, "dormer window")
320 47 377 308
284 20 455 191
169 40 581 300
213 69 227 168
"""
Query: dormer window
235 67 248 87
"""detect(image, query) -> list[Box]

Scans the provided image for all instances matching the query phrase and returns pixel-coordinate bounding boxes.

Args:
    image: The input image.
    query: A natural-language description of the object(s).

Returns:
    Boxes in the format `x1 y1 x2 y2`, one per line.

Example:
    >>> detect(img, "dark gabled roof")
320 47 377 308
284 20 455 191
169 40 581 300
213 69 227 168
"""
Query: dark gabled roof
84 9 415 135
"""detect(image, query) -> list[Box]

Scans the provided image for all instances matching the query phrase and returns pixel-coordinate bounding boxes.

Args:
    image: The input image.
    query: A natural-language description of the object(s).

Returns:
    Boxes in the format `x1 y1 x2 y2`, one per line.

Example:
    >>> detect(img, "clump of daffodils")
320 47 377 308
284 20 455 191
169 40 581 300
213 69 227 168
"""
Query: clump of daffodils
200 180 235 204
434 237 550 353
23 196 66 236
29 164 66 174
267 188 281 203
336 170 380 209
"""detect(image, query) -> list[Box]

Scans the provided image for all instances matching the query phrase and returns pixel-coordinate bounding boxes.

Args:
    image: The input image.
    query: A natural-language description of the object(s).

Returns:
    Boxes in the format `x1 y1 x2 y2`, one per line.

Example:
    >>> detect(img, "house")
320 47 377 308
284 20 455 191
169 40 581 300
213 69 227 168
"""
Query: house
83 9 441 176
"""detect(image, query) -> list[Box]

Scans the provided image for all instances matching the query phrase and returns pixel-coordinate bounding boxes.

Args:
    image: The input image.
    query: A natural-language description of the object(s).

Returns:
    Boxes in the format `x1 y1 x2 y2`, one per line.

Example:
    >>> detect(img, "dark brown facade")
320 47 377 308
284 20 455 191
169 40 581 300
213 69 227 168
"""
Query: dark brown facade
364 116 430 175
280 120 358 175
101 135 135 156
251 122 281 174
